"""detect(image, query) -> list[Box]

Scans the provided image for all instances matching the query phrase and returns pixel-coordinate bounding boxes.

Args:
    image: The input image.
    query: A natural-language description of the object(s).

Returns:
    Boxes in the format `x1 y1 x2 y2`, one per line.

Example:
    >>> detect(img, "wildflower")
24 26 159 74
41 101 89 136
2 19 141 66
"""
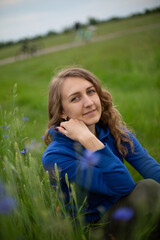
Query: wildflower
1 125 8 130
20 148 28 155
0 180 16 215
79 150 100 169
41 135 44 139
112 207 134 221
56 205 60 213
0 196 16 215
22 117 29 121
3 134 9 138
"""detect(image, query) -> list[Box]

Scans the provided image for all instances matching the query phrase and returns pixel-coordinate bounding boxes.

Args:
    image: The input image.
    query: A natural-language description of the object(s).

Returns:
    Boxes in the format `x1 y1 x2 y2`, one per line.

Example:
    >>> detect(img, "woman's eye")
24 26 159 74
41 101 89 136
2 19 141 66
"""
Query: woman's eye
71 96 79 102
88 89 95 94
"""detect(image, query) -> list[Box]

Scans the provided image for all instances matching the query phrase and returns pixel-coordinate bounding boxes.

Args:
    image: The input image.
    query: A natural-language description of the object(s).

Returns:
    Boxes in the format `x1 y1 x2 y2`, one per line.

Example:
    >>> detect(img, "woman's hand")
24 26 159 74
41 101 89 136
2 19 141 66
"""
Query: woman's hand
58 119 91 142
57 119 104 151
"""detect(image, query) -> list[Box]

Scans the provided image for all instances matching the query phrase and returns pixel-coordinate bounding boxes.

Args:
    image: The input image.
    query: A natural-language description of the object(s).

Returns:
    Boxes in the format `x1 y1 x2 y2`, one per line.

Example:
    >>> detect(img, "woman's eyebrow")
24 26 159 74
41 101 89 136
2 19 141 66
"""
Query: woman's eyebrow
68 91 79 98
67 85 94 98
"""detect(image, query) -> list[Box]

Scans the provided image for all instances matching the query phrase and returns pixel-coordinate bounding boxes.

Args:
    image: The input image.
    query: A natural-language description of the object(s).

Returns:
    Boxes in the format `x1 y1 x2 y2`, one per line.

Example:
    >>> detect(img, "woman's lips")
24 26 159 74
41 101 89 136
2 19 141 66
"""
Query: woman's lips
83 109 96 116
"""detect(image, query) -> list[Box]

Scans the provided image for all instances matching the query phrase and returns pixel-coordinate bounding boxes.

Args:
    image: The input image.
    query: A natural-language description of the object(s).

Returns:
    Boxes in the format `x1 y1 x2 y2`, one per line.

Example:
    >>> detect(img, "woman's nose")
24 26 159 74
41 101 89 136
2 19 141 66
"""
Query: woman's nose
83 95 93 107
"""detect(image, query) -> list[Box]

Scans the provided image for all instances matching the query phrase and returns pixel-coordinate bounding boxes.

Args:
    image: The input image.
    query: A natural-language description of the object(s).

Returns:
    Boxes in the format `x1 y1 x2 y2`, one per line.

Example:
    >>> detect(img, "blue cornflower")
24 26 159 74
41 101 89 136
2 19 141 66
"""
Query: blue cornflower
0 180 16 215
41 135 44 139
0 196 16 215
3 134 9 138
1 125 8 130
79 150 100 169
20 148 28 155
112 207 134 221
22 117 29 121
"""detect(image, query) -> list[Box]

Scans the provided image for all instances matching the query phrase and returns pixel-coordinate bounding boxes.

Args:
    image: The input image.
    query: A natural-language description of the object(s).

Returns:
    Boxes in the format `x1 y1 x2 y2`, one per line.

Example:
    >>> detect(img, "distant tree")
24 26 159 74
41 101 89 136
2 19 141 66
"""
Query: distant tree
32 35 43 41
145 6 160 14
0 42 5 48
62 26 73 34
18 38 30 44
0 41 14 48
88 17 99 25
46 31 58 37
107 17 121 22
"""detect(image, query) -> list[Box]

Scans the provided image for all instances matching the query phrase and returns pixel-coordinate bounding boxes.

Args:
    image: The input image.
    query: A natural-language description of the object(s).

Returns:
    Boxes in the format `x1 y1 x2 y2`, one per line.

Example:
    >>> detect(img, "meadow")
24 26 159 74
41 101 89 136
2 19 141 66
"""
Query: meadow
0 12 160 239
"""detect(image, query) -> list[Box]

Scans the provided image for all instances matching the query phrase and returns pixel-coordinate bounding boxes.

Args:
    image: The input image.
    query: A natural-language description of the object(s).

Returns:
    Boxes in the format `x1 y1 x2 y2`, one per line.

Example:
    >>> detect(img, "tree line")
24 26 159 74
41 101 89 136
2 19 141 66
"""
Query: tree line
0 6 159 49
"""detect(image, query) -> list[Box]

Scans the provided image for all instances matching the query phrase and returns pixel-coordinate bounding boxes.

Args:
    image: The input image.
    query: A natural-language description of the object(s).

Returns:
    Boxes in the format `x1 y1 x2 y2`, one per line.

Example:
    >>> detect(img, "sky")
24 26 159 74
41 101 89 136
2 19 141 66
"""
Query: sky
0 0 159 42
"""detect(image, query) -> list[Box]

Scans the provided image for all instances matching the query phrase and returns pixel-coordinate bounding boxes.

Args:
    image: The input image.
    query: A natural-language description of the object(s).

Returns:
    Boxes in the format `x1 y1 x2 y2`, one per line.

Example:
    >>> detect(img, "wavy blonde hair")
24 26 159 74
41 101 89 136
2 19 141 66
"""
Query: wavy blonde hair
44 67 134 157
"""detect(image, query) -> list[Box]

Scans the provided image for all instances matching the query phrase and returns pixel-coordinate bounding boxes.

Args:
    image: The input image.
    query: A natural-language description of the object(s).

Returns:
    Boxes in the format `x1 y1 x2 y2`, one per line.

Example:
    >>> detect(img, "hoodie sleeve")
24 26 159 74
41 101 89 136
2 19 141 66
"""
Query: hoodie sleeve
125 132 160 183
42 142 135 198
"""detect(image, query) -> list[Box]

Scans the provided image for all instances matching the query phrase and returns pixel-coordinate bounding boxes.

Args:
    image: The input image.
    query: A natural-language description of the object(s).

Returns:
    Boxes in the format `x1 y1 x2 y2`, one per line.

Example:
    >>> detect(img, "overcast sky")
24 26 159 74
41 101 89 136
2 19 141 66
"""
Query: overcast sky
0 0 159 42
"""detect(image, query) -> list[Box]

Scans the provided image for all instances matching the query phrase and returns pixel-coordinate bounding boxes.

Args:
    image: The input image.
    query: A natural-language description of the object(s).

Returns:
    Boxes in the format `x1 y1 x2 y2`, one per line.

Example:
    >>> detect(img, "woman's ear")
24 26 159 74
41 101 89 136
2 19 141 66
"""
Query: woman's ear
60 112 69 121
60 111 66 119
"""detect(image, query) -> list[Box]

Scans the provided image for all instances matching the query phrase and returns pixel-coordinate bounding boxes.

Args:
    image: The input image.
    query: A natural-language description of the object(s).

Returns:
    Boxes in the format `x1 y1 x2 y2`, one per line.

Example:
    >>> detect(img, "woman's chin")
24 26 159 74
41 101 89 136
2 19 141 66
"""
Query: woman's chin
85 119 99 127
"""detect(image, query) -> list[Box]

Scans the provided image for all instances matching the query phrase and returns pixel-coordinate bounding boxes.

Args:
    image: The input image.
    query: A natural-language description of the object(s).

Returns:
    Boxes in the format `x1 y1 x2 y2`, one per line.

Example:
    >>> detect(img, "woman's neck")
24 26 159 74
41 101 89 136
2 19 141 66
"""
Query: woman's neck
88 124 96 136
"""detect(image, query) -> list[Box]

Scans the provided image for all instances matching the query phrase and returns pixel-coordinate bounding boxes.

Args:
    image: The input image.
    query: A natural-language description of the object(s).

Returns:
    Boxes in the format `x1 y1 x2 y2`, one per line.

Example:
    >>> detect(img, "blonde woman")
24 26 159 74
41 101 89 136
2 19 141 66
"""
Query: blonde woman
42 67 160 239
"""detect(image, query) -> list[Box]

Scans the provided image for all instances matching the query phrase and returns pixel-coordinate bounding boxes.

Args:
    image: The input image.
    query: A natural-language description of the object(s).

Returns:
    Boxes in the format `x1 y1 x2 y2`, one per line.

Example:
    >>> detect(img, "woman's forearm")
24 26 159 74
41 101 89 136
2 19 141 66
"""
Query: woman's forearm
78 133 104 152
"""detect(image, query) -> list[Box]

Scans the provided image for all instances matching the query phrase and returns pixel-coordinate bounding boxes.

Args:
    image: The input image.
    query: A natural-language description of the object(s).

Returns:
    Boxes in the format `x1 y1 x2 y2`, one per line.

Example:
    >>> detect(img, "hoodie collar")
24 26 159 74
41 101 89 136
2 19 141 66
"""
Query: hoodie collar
48 126 73 142
95 124 109 141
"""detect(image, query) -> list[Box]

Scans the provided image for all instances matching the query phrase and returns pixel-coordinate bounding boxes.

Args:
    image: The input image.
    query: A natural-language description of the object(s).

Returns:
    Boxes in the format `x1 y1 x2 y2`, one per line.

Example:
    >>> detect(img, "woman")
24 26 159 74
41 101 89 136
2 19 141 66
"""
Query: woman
42 67 160 239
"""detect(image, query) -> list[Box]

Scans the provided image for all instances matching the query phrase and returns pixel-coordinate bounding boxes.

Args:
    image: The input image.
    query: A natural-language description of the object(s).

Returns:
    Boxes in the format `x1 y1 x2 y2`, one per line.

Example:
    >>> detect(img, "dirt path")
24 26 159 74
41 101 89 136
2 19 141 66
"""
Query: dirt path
0 23 159 66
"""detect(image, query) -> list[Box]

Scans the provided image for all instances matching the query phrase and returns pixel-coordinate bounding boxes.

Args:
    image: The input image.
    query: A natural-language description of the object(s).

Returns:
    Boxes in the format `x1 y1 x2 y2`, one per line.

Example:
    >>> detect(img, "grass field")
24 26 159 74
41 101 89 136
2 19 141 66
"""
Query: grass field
1 13 160 158
0 12 160 239
0 12 160 60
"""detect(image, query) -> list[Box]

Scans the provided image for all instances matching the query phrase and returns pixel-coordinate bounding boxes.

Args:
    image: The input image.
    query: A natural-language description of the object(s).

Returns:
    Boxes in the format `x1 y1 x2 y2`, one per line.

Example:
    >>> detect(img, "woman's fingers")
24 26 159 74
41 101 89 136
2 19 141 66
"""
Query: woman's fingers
59 119 89 141
56 126 68 136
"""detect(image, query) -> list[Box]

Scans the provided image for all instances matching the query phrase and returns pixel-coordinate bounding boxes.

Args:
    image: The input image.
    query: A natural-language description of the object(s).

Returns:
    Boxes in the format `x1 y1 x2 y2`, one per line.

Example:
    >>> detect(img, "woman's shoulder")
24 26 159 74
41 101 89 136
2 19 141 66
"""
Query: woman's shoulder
42 131 78 166
42 136 75 156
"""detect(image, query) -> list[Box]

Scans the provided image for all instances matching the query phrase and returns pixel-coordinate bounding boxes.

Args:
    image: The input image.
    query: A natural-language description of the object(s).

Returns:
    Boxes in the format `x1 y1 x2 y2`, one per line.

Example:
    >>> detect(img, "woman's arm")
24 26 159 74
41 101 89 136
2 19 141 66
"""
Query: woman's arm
42 134 135 198
57 119 104 151
125 132 160 183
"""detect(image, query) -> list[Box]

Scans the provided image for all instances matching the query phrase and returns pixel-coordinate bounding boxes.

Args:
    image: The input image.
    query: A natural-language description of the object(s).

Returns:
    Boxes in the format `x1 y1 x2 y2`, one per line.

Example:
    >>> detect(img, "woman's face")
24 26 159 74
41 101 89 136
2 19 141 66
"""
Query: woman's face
60 77 102 128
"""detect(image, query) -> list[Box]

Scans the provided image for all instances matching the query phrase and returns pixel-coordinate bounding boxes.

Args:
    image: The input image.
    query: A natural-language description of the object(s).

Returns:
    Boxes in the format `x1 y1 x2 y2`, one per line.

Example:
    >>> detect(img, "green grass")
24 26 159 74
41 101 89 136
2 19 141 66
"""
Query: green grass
0 32 76 60
0 12 160 60
96 12 160 36
0 15 159 161
0 13 160 239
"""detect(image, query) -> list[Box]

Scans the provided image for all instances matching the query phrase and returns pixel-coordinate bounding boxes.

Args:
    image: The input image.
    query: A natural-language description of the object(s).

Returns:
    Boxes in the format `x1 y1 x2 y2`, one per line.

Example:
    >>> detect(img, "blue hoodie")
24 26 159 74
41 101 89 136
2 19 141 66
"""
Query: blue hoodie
42 124 160 223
